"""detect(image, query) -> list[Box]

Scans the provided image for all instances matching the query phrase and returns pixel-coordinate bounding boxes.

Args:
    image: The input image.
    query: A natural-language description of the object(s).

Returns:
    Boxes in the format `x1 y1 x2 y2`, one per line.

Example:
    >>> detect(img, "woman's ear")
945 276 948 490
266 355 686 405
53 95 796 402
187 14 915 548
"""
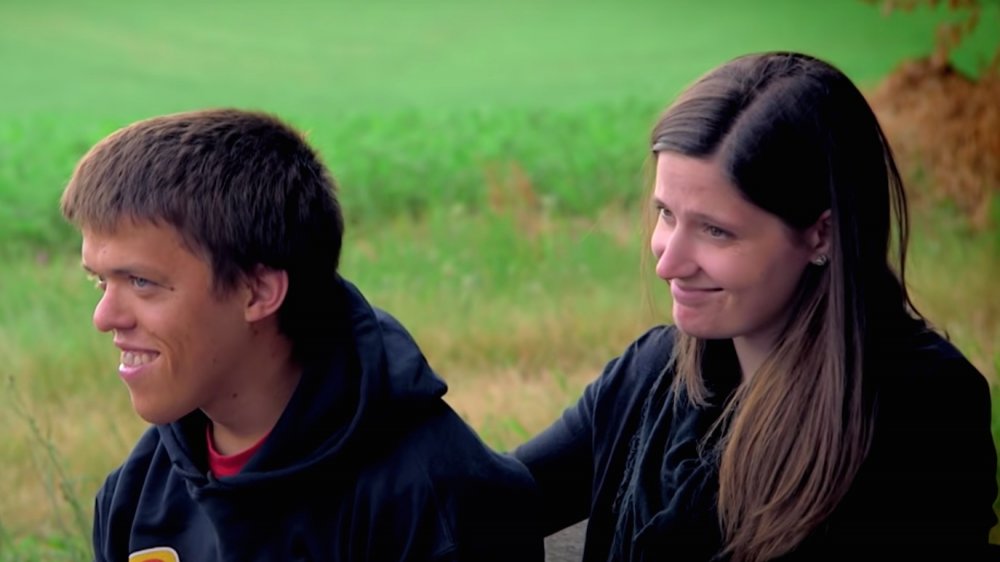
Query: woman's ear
243 265 289 323
806 209 833 262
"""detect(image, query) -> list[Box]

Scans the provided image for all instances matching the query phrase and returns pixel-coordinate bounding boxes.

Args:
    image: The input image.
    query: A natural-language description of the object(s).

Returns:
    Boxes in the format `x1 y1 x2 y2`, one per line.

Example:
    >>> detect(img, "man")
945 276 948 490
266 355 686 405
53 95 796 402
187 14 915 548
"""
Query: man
62 108 542 561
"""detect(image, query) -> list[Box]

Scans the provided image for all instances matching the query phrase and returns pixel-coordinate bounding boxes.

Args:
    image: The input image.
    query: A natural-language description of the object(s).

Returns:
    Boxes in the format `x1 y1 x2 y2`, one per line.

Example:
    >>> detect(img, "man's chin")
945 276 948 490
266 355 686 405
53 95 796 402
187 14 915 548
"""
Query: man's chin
130 397 187 426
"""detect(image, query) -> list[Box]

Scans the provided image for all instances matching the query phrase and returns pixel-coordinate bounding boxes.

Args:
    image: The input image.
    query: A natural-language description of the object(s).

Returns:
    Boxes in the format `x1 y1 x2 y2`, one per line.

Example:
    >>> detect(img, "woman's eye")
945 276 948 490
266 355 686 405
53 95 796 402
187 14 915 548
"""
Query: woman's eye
706 225 730 239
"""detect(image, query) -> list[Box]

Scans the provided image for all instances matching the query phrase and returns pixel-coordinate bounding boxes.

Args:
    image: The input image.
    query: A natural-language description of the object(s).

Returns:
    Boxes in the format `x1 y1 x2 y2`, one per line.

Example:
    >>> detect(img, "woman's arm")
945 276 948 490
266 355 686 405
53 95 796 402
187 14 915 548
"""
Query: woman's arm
514 375 598 535
514 326 675 537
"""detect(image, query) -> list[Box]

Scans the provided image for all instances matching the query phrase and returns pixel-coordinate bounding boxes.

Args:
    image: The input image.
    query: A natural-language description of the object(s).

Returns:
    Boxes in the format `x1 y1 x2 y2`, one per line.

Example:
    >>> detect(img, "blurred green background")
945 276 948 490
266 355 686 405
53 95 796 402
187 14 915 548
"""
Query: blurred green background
1 0 998 558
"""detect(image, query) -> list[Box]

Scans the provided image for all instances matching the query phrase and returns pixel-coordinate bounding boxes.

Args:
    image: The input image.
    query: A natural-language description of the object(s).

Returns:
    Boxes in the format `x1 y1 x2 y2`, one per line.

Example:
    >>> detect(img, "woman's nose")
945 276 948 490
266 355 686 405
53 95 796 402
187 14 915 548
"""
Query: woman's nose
652 223 697 281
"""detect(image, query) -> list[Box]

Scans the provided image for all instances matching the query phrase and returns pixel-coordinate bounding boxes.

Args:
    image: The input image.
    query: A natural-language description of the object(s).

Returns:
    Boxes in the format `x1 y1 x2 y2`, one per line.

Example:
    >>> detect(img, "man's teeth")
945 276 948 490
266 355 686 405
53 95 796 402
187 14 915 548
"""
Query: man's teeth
121 351 157 367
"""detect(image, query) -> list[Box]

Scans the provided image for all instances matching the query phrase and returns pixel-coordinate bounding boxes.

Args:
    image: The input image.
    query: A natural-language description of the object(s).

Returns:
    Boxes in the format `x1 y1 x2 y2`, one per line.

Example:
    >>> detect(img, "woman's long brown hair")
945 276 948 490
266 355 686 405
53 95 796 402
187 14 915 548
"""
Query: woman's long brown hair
651 52 917 561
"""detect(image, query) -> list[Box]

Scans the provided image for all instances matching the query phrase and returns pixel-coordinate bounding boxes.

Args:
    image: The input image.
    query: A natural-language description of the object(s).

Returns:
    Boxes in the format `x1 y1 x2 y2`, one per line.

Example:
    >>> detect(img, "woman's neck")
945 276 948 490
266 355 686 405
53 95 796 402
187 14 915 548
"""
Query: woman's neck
732 331 779 382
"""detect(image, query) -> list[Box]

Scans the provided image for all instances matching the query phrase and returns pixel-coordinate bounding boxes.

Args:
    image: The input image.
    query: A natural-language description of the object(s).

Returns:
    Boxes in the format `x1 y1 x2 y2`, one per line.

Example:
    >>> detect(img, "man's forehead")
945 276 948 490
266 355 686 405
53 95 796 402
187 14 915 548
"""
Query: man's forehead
81 221 188 262
81 214 167 235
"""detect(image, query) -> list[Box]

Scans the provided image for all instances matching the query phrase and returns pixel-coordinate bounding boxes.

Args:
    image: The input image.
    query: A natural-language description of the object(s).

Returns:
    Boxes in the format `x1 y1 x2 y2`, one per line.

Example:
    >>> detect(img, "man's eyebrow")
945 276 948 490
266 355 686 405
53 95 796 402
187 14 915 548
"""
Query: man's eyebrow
81 263 153 278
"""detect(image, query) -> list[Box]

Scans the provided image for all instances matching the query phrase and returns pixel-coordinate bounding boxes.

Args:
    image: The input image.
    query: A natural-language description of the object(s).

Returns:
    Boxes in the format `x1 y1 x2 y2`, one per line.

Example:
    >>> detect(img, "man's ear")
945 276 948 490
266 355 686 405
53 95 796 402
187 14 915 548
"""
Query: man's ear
806 209 833 260
243 265 289 323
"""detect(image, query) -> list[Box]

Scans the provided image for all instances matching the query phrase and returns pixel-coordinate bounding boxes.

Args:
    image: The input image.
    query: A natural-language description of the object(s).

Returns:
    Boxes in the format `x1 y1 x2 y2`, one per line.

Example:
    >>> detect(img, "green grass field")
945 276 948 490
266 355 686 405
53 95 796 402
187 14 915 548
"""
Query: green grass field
3 0 998 252
1 0 998 558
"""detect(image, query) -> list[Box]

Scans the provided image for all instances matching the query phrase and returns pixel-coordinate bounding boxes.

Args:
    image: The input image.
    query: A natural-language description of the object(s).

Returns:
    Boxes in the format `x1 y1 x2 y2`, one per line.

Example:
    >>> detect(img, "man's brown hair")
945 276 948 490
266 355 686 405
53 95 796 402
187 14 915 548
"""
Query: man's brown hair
62 108 345 361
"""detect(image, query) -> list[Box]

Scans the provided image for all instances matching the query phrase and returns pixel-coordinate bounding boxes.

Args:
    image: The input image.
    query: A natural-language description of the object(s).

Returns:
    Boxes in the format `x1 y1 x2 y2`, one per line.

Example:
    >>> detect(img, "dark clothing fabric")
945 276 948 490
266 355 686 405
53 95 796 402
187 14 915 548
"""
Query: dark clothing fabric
93 277 543 562
515 323 998 561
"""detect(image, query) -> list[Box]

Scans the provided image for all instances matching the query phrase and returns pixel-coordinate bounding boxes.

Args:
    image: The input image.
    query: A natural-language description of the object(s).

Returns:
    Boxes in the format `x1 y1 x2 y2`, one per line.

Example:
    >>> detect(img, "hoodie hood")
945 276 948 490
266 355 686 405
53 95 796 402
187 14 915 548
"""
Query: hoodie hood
158 276 448 489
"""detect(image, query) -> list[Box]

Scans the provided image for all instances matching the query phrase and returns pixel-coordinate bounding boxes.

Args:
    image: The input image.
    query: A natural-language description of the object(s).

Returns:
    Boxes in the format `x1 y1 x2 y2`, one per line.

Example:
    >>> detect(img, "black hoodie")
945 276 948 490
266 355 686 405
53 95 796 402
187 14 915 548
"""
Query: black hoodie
92 278 543 561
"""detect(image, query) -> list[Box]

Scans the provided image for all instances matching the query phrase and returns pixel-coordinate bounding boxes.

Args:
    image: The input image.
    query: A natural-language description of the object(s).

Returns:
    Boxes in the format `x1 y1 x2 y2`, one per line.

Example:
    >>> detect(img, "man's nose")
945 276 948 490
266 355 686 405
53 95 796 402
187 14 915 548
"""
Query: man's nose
92 286 135 333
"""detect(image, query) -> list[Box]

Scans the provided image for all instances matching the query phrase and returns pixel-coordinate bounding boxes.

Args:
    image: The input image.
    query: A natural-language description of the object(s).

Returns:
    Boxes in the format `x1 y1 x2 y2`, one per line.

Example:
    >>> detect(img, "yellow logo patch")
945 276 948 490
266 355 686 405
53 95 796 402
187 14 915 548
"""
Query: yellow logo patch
129 546 180 562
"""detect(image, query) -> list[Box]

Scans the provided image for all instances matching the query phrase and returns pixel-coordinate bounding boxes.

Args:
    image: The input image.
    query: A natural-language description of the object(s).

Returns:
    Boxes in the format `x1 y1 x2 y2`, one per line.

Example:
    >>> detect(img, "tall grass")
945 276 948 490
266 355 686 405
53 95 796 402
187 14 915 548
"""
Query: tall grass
3 198 998 553
0 105 656 255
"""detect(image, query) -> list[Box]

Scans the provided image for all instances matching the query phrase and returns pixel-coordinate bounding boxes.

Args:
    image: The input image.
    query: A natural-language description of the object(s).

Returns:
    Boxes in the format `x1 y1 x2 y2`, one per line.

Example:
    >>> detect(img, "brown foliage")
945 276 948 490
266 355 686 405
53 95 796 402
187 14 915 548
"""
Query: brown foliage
867 57 1000 228
862 0 999 227
483 160 544 237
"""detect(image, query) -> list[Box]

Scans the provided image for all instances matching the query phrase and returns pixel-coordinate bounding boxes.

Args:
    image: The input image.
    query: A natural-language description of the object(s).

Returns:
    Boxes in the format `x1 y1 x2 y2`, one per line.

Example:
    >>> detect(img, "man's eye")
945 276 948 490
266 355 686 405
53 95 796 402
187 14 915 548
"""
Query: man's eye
90 276 107 291
130 276 152 289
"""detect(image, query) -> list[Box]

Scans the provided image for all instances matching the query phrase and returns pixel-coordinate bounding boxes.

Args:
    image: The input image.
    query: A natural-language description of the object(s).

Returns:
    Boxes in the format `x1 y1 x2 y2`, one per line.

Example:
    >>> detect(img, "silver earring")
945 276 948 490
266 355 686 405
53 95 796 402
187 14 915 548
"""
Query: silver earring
812 254 829 266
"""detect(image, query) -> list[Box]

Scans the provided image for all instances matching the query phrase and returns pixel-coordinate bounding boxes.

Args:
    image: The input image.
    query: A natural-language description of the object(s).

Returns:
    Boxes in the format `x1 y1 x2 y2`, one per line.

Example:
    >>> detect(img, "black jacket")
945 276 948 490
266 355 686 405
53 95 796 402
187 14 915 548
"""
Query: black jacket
515 323 998 561
92 278 543 561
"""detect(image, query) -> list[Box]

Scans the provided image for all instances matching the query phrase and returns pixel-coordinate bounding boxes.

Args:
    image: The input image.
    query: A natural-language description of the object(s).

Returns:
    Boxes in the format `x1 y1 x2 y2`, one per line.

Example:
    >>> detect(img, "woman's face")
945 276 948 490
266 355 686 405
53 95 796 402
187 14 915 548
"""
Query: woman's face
650 152 825 353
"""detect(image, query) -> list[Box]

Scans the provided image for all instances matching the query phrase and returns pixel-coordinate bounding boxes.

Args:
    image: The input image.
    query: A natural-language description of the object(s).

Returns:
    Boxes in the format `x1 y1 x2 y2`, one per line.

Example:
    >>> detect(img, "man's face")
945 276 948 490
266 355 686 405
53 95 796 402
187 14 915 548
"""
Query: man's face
82 221 255 424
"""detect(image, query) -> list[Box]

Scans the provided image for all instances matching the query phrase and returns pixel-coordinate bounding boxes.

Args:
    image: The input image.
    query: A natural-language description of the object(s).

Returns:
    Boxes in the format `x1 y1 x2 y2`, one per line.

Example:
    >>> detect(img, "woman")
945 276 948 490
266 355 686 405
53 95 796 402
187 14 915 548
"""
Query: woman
515 52 998 561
